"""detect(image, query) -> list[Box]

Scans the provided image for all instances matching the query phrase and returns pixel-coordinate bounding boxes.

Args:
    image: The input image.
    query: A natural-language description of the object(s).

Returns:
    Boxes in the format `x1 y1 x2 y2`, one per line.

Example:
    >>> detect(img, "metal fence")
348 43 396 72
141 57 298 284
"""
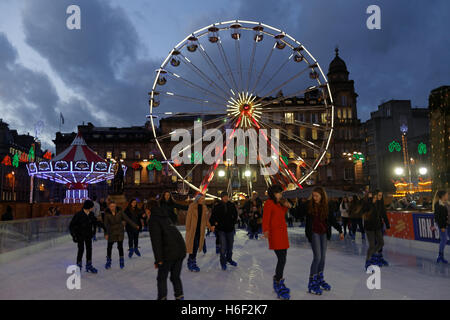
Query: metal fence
0 215 73 254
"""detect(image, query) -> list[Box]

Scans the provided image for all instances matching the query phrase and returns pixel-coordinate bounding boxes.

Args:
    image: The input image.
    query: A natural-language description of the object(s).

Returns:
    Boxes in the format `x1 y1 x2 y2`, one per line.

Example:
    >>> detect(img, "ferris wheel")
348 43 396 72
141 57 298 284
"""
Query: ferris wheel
149 20 334 198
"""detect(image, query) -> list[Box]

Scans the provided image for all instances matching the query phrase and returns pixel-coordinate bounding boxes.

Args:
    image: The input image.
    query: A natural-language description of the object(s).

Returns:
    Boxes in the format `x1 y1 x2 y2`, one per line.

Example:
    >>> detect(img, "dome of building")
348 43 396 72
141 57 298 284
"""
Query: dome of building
328 47 348 75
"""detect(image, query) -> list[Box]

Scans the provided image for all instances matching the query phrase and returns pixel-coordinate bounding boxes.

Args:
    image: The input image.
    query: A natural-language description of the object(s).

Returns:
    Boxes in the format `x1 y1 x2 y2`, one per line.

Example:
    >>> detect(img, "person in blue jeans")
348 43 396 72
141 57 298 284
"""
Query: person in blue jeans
302 187 344 295
210 192 238 270
433 190 449 264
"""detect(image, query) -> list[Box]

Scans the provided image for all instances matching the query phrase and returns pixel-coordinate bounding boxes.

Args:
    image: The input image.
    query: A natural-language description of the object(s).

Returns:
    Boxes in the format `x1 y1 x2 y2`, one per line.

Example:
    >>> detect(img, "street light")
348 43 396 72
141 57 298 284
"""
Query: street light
218 170 225 177
419 167 427 175
394 167 404 175
244 169 251 177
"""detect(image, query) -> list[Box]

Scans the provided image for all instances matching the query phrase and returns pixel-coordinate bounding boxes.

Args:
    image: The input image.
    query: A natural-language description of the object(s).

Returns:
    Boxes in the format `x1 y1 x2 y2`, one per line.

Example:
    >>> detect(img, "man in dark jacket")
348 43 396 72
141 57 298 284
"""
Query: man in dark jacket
149 200 186 300
69 200 98 273
210 192 238 270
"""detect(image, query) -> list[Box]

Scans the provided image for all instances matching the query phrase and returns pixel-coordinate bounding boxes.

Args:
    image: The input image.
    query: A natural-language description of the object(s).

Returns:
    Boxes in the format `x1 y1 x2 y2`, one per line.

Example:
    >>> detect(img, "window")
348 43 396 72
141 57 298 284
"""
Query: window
311 113 318 123
134 151 141 159
342 108 347 119
297 113 304 122
337 108 341 119
273 113 281 124
289 151 294 159
327 168 333 180
299 127 306 139
120 151 126 159
347 108 352 119
106 151 112 159
344 167 353 180
285 113 294 124
301 149 307 158
287 128 293 140
386 107 391 117
312 129 318 140
341 95 347 106
134 170 141 185
148 170 155 183
321 113 327 124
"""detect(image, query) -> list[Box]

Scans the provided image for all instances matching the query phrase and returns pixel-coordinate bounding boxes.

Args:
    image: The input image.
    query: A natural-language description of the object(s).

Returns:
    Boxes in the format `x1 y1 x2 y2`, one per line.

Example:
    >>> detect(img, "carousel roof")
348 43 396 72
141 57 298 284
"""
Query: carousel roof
52 133 105 163
27 132 123 186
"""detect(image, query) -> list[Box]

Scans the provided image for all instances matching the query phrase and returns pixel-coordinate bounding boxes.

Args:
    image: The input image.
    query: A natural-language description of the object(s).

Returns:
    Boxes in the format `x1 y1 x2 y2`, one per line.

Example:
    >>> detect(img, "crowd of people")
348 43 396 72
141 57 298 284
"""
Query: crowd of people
67 187 449 300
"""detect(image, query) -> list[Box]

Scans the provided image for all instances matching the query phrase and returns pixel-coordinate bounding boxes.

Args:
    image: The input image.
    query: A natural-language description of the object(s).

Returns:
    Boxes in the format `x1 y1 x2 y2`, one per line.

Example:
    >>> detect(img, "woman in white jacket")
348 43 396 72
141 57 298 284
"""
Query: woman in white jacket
340 197 350 237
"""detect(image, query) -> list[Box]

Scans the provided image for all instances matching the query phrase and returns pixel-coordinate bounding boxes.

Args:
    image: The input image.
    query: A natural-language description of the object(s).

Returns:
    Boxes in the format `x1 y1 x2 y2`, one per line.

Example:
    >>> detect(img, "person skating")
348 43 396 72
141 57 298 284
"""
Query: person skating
303 187 344 295
262 185 292 300
362 191 389 270
374 191 390 266
248 199 262 239
339 197 350 237
185 195 214 272
104 201 139 269
159 191 189 225
69 200 98 273
349 195 364 241
124 198 144 258
210 192 238 270
433 190 449 264
148 200 187 300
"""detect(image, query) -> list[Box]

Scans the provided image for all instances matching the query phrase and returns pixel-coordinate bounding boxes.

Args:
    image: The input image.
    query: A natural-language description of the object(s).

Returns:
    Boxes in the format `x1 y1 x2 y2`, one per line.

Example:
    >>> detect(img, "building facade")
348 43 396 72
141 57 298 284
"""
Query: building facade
363 100 430 192
429 85 449 192
0 119 47 202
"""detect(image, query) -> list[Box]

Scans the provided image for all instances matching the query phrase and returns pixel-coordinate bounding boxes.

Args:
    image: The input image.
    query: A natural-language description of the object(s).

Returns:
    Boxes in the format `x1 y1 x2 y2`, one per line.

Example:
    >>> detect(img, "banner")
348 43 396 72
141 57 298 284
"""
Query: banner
385 211 414 240
412 213 450 244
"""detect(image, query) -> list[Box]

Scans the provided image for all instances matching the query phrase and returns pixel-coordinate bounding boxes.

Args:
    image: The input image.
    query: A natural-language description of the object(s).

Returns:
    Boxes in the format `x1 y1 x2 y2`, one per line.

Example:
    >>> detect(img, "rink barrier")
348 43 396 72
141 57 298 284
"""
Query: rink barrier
0 215 74 254
385 211 450 245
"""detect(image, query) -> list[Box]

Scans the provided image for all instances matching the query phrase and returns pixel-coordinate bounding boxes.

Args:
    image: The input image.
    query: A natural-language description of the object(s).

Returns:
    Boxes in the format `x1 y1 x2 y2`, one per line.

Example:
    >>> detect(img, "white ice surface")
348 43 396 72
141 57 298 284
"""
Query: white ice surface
0 228 449 300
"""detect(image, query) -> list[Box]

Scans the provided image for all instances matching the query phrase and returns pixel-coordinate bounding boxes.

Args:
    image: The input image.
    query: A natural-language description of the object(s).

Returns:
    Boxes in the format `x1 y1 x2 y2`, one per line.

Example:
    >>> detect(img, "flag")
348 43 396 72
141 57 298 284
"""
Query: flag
60 112 65 125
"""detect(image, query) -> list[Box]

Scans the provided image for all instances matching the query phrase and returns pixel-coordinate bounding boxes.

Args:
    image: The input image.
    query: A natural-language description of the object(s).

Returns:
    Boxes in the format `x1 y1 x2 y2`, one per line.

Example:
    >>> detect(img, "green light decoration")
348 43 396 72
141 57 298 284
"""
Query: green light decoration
190 151 203 164
12 154 19 168
352 154 365 164
146 159 162 171
28 146 35 162
418 142 427 155
388 141 401 152
281 155 289 165
235 145 248 157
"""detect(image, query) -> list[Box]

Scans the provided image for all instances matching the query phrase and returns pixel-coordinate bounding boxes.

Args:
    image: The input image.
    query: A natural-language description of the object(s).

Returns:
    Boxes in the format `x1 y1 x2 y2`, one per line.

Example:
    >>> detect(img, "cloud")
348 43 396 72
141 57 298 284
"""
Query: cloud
21 0 159 128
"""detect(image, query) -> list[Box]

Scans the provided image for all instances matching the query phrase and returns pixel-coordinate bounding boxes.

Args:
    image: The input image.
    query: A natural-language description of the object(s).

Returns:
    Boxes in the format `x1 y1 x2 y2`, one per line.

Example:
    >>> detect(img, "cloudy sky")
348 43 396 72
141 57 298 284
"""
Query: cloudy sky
0 0 448 151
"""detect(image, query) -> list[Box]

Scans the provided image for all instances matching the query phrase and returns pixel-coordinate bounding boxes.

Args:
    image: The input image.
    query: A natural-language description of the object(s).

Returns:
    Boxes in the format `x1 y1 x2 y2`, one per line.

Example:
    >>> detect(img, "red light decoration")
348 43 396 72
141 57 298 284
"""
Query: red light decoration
1 155 12 166
43 151 52 160
20 153 29 162
132 162 141 170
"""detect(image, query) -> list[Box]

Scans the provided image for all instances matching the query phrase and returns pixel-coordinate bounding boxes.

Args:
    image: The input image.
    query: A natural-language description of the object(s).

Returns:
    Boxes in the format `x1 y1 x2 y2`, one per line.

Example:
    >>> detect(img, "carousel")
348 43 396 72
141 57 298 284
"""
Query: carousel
26 132 125 203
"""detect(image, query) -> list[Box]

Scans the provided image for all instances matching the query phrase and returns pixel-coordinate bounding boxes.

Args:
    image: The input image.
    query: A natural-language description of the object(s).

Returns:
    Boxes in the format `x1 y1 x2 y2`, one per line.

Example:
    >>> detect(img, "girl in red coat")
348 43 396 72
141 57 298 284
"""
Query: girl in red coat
262 184 292 300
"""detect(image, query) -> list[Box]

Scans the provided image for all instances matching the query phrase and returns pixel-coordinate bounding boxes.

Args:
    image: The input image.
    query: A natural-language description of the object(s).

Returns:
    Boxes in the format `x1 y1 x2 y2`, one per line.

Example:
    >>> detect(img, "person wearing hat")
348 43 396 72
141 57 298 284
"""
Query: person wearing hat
210 191 238 270
69 200 98 273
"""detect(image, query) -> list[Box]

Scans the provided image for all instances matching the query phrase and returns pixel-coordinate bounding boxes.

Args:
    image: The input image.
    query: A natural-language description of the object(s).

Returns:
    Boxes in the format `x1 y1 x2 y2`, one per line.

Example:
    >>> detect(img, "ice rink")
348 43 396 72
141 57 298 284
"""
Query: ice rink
0 228 449 300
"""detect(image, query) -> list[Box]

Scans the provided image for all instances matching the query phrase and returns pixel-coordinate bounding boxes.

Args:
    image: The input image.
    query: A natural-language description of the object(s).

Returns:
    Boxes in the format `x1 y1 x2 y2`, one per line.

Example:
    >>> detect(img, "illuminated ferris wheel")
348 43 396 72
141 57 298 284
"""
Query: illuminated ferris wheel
149 20 334 198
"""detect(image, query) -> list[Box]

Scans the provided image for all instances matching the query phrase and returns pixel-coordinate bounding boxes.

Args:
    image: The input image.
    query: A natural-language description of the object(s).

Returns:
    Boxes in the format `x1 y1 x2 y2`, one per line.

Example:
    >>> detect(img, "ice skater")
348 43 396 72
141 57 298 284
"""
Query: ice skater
433 190 449 264
303 187 344 295
148 200 187 300
210 192 238 270
185 194 214 272
262 184 292 300
362 191 390 270
248 199 262 239
69 200 98 273
124 198 144 258
104 201 139 269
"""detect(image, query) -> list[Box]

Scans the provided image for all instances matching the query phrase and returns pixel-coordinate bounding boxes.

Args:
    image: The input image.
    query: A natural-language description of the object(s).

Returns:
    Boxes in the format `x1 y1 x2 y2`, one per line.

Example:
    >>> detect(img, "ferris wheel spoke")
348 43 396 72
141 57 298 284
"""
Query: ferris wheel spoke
251 43 275 93
258 54 293 94
253 65 310 106
250 117 302 189
156 115 229 141
235 38 243 91
258 85 321 109
178 53 231 98
246 39 257 92
165 69 229 102
258 118 322 152
199 116 243 194
197 44 235 96
261 113 329 131
161 92 225 109
216 40 240 94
